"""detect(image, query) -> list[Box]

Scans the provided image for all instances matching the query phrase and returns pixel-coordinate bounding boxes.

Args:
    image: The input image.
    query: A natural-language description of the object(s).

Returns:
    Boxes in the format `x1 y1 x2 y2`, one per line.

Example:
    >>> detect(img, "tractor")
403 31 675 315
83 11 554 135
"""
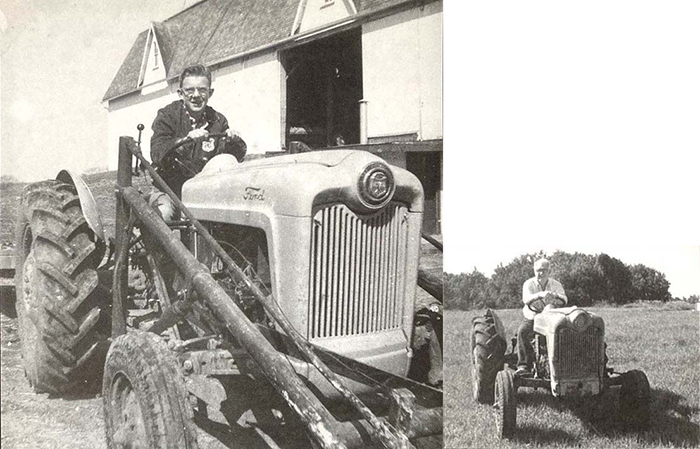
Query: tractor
470 297 651 439
14 126 443 448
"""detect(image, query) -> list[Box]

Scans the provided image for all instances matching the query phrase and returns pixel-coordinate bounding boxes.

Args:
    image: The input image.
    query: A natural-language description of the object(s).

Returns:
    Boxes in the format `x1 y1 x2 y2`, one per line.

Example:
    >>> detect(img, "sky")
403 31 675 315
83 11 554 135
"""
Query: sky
443 2 700 298
0 2 698 292
0 0 197 181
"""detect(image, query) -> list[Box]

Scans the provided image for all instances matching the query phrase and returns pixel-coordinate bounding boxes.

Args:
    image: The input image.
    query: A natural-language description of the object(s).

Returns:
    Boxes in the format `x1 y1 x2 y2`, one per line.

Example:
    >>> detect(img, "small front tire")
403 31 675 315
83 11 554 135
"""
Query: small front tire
103 330 198 449
494 370 516 439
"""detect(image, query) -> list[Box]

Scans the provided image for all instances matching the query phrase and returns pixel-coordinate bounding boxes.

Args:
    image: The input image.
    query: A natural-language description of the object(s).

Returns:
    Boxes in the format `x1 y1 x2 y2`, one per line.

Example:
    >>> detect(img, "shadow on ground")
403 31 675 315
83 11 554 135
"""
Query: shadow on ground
512 424 579 445
574 387 700 447
193 375 311 449
515 385 699 446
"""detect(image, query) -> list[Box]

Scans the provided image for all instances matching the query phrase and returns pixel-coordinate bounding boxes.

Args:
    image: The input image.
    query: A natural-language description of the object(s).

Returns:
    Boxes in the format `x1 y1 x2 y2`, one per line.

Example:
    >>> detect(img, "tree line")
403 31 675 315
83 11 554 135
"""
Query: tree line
445 251 673 310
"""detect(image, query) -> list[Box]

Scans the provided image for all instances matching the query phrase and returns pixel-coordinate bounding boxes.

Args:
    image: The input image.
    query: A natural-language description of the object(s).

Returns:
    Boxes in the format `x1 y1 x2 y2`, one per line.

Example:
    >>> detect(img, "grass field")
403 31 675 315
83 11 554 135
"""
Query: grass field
445 306 700 448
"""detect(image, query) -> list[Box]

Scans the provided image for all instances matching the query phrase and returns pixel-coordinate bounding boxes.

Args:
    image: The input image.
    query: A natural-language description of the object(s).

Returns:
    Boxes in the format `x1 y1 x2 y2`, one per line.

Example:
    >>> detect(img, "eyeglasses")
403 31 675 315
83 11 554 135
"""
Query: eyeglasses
180 87 211 97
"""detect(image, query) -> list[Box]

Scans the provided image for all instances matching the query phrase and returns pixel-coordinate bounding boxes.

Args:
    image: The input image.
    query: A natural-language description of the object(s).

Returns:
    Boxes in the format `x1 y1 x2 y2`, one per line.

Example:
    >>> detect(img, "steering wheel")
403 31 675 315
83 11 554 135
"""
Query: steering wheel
527 294 566 313
158 133 230 176
550 295 566 308
527 298 546 314
162 132 229 161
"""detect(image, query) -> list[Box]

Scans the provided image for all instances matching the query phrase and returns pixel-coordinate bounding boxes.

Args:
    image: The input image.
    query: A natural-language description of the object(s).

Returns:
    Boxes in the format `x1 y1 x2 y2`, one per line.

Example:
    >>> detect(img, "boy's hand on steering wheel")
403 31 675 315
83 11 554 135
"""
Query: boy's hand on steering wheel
225 128 241 140
187 128 209 141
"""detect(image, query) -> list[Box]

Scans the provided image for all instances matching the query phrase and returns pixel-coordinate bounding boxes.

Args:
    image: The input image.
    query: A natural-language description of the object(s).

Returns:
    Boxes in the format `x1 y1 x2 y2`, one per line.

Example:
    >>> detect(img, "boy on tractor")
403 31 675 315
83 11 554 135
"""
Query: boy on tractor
149 63 247 220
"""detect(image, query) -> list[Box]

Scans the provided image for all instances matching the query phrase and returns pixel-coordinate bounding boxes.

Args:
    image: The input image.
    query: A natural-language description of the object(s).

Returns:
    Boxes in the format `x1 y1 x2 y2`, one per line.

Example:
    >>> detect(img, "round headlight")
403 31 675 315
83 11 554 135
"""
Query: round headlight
358 162 395 208
571 310 590 330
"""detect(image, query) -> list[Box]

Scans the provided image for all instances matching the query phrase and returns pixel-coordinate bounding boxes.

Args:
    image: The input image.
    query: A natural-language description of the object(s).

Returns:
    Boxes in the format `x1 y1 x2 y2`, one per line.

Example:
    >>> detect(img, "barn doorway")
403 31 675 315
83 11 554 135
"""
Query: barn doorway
283 28 363 150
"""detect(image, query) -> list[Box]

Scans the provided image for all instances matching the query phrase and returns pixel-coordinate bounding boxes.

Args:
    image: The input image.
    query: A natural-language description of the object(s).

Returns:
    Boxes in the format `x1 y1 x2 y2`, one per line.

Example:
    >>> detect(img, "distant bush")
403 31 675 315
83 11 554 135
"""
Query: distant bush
677 294 700 304
444 269 490 310
629 264 672 302
0 175 19 183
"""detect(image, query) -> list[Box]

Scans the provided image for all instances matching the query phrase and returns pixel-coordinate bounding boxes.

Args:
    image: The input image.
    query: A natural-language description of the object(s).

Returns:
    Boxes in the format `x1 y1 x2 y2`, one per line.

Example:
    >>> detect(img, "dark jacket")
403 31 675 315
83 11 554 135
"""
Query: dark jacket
150 100 246 197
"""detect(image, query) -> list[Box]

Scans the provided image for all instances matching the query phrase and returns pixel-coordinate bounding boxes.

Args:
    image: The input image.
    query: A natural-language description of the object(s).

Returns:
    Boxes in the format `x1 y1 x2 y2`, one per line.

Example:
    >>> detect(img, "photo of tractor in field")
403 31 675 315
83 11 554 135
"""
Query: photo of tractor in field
471 299 651 439
13 128 443 448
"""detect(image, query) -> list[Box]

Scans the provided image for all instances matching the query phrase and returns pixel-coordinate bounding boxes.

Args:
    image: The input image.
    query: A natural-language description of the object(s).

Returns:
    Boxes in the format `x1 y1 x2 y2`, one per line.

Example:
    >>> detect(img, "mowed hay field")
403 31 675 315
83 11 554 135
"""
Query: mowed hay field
445 306 700 449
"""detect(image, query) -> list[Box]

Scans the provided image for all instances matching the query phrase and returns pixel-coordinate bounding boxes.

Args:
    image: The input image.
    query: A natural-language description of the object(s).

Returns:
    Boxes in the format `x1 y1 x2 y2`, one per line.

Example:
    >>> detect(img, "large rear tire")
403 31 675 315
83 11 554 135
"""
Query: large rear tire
103 330 199 449
471 310 506 403
494 370 516 439
619 369 651 428
14 180 109 394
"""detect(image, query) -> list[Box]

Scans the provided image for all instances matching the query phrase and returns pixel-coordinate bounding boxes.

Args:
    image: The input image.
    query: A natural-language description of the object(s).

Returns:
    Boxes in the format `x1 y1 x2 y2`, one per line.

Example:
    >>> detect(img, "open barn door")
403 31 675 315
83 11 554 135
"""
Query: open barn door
282 28 363 150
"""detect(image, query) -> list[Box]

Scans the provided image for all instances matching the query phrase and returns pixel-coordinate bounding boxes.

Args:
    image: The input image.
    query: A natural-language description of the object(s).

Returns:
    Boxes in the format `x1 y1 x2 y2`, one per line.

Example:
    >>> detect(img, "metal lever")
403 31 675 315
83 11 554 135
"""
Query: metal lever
134 123 144 175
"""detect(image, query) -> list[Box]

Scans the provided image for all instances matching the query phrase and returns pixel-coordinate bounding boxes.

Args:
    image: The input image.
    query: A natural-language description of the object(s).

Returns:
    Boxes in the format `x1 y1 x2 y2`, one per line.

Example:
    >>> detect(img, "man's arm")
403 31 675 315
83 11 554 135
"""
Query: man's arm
151 110 180 165
551 280 567 304
522 280 546 305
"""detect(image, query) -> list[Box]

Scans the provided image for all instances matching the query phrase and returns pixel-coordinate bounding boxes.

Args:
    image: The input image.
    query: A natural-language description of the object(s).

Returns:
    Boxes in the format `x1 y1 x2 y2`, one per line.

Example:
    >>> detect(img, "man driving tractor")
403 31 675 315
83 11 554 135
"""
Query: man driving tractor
516 258 568 377
149 63 247 220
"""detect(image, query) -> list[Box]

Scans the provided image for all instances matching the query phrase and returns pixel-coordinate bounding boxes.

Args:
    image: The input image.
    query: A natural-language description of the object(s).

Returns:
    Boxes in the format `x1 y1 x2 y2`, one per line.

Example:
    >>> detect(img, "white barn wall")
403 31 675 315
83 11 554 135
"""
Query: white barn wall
107 83 174 170
417 1 442 140
211 51 283 155
362 4 442 140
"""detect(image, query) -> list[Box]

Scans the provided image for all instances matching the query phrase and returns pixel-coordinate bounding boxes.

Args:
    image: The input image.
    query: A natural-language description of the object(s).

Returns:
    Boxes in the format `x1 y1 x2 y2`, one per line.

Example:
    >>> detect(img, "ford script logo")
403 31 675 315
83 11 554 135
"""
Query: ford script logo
243 187 265 201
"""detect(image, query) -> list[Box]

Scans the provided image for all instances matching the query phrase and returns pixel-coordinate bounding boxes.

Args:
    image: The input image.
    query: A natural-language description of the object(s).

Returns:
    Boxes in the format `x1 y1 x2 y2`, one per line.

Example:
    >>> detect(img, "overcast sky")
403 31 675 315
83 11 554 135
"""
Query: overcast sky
0 0 193 181
443 2 700 298
1 1 698 294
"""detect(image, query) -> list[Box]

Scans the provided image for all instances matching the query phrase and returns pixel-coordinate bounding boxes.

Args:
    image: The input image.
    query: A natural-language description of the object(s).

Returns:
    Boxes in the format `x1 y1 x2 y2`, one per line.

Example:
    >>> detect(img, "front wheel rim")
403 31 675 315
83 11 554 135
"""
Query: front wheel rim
110 374 148 449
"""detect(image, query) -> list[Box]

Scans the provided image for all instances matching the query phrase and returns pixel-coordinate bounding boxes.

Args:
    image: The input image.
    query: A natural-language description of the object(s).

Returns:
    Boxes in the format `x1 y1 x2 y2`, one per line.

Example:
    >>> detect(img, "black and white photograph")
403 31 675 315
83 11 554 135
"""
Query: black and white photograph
2 1 700 449
1 0 443 448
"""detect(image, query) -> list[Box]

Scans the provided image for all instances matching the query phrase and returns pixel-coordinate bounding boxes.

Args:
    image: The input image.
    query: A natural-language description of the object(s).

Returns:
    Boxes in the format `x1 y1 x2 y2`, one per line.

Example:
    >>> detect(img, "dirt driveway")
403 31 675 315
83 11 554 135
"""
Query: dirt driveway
1 286 107 449
0 294 93 447
0 286 310 449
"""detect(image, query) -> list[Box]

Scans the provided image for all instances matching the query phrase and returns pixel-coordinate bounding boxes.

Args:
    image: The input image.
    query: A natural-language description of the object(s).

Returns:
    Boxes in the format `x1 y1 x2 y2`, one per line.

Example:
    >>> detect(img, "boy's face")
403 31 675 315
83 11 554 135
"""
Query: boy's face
178 76 212 116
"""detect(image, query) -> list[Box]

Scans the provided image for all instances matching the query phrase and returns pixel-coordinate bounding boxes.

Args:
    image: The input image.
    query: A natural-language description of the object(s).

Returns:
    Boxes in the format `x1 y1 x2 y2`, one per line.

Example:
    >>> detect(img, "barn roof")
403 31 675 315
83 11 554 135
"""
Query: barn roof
103 0 430 102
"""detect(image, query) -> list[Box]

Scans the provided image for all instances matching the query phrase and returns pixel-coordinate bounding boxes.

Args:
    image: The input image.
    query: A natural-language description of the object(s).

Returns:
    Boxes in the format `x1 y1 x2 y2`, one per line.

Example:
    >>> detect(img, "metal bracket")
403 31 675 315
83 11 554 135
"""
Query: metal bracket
180 349 240 376
388 388 415 449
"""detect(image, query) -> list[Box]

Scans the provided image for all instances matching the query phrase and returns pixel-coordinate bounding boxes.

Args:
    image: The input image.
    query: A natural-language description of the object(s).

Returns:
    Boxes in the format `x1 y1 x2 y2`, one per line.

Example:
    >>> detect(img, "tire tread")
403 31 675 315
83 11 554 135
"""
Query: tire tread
14 180 109 395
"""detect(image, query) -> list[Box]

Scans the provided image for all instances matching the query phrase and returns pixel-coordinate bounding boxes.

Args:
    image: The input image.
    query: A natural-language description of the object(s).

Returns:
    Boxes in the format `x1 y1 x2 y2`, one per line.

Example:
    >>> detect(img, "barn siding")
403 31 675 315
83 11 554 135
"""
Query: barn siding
361 3 442 141
107 84 174 170
212 50 284 155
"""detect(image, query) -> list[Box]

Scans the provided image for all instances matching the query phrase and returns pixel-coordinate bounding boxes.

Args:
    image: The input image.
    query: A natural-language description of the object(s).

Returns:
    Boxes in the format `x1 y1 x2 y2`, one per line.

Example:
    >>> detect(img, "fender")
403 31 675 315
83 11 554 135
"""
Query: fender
487 308 507 342
56 170 105 242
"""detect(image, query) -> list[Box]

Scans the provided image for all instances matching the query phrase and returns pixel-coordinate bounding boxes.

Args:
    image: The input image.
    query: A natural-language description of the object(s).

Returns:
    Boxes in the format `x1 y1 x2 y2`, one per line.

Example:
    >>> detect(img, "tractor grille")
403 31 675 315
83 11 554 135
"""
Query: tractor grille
309 203 408 338
556 327 600 377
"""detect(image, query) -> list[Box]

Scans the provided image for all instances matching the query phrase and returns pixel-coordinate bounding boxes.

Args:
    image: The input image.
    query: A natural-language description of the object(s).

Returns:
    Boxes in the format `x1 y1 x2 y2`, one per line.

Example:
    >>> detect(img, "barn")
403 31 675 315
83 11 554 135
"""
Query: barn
103 0 442 233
